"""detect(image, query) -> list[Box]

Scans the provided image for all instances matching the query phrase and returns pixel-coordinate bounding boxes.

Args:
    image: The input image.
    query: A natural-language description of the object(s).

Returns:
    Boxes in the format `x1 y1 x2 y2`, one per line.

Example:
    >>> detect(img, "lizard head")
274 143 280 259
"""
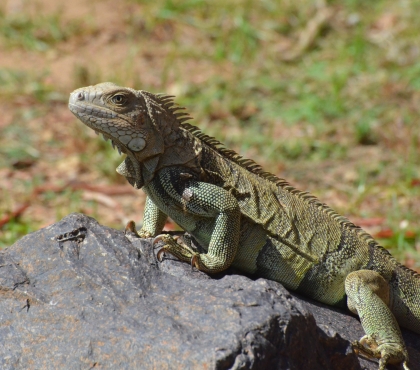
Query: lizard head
69 82 194 188
68 82 165 160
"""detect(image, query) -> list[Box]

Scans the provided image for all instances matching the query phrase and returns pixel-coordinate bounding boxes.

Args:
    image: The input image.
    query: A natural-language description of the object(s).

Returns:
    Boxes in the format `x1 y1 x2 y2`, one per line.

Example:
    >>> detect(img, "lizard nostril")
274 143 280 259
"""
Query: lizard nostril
76 92 84 101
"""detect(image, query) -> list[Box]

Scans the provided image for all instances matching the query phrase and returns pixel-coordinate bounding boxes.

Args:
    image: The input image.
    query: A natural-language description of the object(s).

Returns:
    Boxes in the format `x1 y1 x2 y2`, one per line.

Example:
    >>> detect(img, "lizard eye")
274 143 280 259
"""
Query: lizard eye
112 94 126 104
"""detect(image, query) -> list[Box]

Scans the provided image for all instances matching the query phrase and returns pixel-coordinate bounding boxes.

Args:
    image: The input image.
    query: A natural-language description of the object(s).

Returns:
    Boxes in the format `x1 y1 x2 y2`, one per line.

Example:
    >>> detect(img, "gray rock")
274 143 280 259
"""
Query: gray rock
0 213 418 369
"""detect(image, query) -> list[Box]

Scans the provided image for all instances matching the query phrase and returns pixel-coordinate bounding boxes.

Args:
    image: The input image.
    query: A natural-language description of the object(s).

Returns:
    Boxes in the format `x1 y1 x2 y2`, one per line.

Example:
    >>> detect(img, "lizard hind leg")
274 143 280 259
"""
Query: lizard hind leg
345 270 410 370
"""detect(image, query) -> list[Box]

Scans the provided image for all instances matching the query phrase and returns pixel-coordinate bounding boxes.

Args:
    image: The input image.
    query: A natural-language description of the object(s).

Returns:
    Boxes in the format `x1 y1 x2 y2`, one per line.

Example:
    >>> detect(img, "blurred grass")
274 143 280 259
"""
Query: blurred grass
0 5 87 51
0 0 419 268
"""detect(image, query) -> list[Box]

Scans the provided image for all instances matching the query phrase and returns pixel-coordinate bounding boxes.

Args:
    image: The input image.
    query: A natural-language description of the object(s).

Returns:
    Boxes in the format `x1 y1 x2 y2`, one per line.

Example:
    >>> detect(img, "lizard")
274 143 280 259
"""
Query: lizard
69 82 420 370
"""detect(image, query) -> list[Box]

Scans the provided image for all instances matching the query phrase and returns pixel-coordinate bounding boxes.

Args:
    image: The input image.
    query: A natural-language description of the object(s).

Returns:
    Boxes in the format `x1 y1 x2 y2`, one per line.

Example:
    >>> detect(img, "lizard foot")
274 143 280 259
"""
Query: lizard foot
352 336 410 370
125 220 154 238
154 234 198 266
153 235 232 273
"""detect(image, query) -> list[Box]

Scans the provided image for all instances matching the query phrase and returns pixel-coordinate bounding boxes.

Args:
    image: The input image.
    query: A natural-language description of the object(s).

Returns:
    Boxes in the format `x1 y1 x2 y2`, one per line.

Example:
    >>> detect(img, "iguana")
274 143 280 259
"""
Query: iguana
69 82 420 370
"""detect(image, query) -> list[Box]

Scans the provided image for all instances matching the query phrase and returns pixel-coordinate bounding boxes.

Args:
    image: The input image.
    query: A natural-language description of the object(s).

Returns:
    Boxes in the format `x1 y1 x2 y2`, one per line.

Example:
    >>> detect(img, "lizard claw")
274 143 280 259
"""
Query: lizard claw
125 220 138 235
157 248 166 262
153 234 180 245
191 254 199 270
153 234 167 246
154 234 179 262
153 235 167 262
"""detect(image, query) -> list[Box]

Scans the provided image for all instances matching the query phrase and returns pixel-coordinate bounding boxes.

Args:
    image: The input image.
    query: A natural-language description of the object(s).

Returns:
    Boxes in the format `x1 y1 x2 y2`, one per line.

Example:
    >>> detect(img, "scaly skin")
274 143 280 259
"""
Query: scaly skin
69 82 419 369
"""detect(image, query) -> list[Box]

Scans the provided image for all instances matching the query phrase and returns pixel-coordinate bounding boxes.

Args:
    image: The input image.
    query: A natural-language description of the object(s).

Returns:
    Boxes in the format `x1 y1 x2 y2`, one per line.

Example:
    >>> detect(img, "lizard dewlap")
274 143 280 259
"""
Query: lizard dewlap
69 82 420 370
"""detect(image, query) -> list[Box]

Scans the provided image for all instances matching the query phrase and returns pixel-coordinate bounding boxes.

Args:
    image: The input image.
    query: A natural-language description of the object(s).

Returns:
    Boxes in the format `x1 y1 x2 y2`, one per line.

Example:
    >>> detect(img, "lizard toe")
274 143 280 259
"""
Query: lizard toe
153 234 170 246
377 344 409 370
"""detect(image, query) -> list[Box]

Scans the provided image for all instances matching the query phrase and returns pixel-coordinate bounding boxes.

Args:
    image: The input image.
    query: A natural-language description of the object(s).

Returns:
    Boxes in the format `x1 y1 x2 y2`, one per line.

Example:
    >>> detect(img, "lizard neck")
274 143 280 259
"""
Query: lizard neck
154 128 203 176
117 129 204 189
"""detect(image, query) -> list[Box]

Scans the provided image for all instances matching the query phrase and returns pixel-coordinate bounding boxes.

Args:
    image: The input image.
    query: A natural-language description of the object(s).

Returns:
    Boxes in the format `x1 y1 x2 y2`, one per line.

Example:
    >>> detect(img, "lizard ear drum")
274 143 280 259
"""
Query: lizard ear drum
128 137 146 152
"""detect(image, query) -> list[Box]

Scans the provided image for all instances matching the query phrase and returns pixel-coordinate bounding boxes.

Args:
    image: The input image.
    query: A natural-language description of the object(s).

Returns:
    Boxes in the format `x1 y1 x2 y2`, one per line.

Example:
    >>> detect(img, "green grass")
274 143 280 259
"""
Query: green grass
0 68 65 103
0 8 84 51
0 219 35 248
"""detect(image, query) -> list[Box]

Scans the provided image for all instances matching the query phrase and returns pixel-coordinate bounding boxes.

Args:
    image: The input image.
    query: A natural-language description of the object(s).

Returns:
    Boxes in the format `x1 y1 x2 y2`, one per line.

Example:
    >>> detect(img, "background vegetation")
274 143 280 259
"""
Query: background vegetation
0 0 419 270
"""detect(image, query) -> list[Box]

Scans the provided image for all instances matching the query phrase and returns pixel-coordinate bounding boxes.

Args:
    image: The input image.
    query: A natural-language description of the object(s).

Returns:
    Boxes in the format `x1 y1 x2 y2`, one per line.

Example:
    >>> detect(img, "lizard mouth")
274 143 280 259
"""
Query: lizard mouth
69 102 128 156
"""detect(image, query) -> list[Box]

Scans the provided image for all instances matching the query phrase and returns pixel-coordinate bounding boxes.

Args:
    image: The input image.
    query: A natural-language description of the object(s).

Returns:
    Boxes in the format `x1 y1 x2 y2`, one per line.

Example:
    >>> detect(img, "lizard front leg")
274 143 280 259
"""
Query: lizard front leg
345 270 409 370
154 181 241 274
